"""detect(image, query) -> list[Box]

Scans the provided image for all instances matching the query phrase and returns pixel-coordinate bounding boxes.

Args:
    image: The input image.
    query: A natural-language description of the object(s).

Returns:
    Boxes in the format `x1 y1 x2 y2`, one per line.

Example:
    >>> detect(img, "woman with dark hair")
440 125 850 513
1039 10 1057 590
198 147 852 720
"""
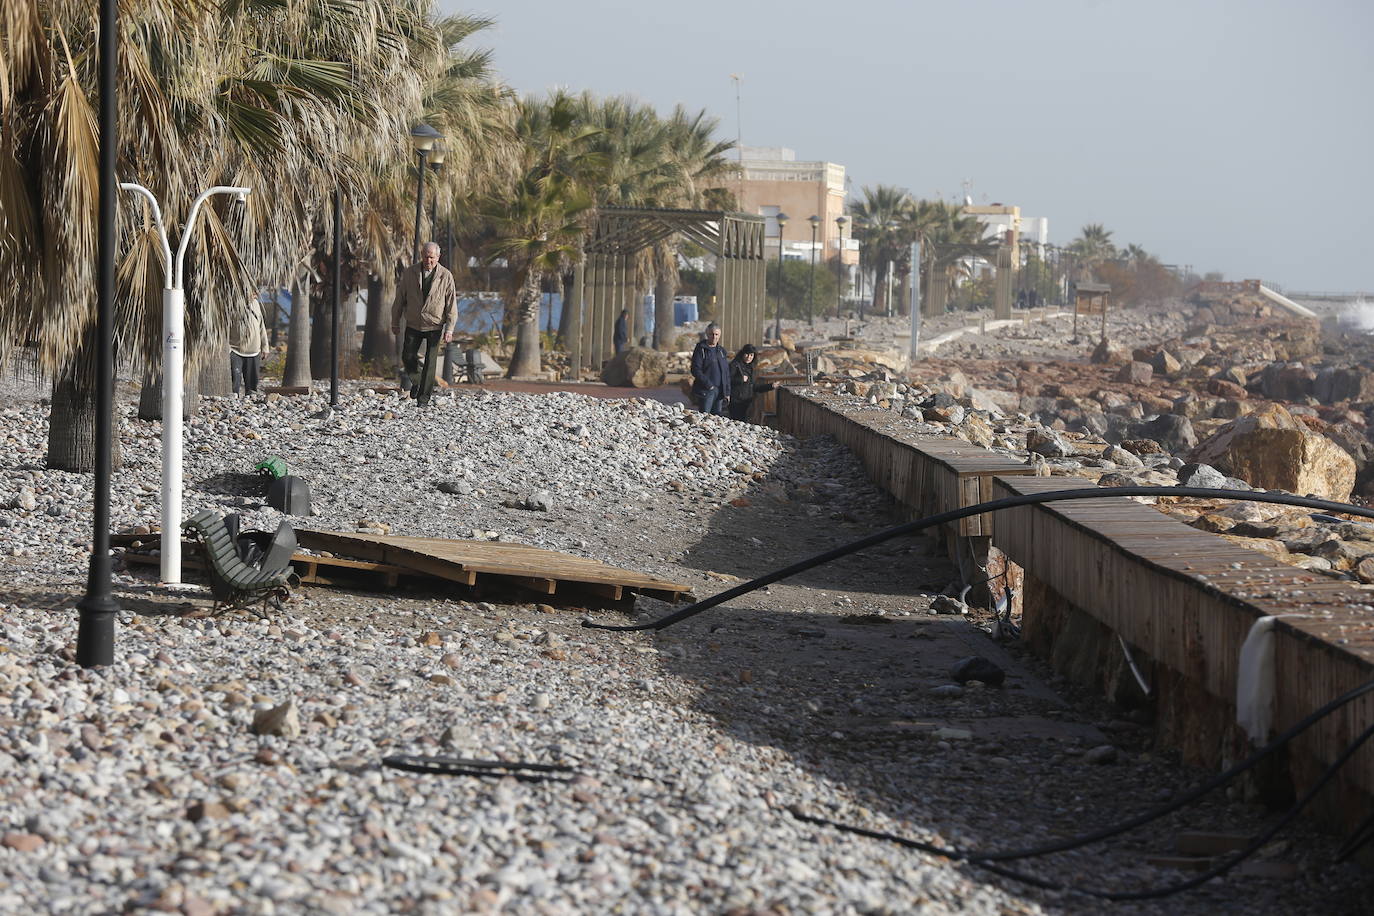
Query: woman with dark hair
727 344 772 422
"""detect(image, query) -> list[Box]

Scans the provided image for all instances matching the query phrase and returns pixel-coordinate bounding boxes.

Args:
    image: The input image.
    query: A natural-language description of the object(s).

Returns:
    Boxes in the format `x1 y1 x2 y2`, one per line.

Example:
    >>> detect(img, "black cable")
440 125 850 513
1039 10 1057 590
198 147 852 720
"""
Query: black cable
382 754 574 783
791 715 1374 901
583 486 1374 632
1335 807 1374 863
789 676 1374 863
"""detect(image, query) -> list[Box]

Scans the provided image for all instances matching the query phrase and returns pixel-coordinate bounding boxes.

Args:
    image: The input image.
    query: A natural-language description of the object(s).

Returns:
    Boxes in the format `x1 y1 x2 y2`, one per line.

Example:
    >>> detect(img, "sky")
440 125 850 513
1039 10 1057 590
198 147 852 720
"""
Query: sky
449 0 1372 292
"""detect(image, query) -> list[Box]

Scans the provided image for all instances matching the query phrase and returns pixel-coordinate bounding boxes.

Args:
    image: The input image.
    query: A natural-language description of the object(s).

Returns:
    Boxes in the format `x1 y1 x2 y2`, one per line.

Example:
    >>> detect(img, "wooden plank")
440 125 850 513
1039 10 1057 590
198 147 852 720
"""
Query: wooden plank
295 529 687 594
508 576 558 595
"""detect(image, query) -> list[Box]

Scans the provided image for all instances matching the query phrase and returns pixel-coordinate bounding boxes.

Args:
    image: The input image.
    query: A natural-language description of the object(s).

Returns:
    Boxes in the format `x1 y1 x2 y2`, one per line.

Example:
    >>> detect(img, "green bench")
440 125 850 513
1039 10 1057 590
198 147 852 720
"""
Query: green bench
183 509 294 613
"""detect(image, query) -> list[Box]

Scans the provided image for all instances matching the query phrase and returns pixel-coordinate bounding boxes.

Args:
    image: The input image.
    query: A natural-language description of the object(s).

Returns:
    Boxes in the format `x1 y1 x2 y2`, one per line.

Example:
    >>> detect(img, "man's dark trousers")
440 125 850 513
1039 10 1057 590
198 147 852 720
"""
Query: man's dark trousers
401 327 443 406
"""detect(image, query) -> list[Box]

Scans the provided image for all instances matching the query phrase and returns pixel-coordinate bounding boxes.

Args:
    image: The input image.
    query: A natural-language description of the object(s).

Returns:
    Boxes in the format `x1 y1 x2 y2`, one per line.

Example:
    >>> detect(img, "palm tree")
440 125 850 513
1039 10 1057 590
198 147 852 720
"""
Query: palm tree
851 185 914 315
359 13 518 366
567 95 734 350
1068 223 1118 280
482 93 600 378
0 0 432 470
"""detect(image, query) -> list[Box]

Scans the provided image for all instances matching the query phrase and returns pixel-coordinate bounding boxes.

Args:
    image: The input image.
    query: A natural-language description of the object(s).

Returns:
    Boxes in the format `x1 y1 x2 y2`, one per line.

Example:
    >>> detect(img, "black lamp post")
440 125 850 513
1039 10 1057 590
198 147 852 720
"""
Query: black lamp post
834 215 847 319
807 214 820 327
772 211 789 342
330 188 341 408
78 0 120 667
409 123 442 261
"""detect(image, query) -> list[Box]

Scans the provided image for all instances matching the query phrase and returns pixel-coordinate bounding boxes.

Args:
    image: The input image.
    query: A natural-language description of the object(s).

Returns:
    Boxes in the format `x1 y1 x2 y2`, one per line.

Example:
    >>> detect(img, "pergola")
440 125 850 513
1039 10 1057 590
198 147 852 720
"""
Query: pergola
566 207 768 374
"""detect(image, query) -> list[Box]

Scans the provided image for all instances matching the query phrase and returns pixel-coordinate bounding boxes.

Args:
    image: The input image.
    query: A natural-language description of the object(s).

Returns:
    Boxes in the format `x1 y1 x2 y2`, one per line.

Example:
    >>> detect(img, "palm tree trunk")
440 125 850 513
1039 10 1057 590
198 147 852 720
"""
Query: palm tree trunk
557 271 575 347
361 272 394 365
283 276 313 388
309 274 331 379
653 275 675 350
873 261 889 315
197 349 233 397
506 273 542 378
46 329 121 472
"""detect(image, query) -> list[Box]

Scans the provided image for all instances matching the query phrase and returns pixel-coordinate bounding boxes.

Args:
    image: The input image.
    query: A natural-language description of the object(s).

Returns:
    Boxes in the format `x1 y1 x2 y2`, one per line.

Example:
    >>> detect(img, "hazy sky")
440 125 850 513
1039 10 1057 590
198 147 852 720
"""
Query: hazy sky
451 0 1371 292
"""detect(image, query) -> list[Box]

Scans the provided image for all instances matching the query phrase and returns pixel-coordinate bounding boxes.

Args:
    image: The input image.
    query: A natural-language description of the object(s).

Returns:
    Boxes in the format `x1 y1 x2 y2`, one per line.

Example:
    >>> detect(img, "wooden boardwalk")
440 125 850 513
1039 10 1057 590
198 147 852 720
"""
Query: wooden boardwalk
294 529 690 604
114 530 690 607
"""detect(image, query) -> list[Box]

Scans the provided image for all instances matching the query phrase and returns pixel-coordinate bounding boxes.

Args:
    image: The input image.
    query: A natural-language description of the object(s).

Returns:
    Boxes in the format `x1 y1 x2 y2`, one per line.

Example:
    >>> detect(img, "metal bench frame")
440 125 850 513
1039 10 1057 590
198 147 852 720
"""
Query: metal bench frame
183 509 294 614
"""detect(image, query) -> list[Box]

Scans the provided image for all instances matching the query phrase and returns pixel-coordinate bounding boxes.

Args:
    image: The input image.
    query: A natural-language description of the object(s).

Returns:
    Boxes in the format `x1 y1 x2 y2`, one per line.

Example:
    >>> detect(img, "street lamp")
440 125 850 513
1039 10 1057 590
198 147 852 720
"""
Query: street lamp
834 215 847 319
119 182 252 584
78 0 119 667
807 214 820 327
409 122 442 261
772 211 789 342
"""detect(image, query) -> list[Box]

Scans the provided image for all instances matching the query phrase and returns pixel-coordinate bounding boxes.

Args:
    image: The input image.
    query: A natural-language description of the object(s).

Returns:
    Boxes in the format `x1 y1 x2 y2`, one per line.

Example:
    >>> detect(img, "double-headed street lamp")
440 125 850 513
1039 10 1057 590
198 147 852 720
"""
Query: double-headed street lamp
834 215 847 319
772 211 789 342
807 214 820 327
119 182 252 585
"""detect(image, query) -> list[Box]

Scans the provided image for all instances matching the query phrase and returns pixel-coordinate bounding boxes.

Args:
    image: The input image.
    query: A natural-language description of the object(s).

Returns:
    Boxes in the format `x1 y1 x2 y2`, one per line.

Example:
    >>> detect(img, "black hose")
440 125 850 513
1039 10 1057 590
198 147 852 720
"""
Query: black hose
584 485 1374 632
791 711 1374 901
382 754 574 783
788 676 1374 858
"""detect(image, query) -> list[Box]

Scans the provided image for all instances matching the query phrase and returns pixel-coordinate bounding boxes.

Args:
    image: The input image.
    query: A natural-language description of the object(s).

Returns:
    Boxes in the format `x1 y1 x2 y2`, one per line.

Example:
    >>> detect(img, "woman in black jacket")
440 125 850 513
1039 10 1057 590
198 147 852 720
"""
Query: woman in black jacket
727 344 772 422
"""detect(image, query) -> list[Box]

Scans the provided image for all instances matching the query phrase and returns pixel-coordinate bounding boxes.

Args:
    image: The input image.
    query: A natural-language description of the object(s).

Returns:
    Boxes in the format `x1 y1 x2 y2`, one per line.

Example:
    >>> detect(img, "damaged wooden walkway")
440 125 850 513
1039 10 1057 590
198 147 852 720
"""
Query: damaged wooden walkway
293 529 690 604
115 529 690 607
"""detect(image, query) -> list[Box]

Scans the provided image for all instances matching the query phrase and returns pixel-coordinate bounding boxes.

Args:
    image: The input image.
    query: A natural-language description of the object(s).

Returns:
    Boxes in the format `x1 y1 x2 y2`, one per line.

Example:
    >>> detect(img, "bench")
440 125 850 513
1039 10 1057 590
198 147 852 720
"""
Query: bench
183 509 294 613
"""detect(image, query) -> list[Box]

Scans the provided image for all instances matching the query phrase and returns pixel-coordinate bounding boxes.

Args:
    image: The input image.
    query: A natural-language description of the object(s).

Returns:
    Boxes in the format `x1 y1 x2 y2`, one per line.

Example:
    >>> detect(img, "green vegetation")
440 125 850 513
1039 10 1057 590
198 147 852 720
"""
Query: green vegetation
0 1 737 467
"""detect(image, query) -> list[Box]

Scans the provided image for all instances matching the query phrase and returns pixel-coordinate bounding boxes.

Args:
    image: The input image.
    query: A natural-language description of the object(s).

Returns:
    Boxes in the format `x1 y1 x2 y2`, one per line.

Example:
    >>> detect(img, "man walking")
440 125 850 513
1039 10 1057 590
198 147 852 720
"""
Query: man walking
391 241 458 407
229 296 269 395
689 322 730 416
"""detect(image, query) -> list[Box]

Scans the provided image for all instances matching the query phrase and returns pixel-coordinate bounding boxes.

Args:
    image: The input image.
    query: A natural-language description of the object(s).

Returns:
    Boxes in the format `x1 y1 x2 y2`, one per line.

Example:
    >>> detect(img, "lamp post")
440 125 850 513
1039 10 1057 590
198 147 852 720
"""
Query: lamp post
807 215 820 327
78 0 119 667
772 211 789 342
330 187 342 408
834 215 847 319
119 182 252 585
409 123 442 261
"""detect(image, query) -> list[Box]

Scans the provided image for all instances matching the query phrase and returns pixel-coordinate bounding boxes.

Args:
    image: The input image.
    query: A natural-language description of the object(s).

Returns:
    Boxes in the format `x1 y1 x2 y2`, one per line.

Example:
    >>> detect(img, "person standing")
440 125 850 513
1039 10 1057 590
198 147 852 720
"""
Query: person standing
689 322 730 416
391 241 458 407
229 296 269 395
613 309 629 354
727 344 773 422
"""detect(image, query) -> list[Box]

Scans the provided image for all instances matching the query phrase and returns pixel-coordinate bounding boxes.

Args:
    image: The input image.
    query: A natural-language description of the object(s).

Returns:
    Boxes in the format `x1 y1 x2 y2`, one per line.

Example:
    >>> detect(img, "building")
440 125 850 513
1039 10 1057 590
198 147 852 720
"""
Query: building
731 147 859 271
964 203 1050 258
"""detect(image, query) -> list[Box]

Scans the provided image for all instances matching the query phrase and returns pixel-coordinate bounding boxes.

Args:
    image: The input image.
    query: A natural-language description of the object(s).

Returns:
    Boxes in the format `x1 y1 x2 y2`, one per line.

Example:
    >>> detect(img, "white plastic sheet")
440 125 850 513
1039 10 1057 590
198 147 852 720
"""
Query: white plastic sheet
1236 616 1280 742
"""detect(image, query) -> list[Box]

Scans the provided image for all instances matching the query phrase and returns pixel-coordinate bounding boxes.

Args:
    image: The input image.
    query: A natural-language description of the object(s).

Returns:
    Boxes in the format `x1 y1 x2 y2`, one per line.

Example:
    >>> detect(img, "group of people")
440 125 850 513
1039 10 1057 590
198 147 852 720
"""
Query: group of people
689 323 771 422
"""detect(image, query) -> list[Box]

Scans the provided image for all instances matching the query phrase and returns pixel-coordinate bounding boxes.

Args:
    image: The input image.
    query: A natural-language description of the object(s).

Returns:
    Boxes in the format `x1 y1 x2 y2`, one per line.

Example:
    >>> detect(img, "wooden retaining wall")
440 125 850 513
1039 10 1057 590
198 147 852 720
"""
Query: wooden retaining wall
775 386 1374 830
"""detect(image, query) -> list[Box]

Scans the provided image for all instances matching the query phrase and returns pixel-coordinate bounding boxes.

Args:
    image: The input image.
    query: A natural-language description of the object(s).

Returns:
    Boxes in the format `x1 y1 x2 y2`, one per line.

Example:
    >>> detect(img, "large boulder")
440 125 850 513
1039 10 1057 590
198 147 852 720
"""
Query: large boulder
1090 338 1127 365
1132 414 1197 453
1314 366 1374 405
601 347 666 388
1115 361 1153 385
1258 362 1316 401
1191 403 1356 500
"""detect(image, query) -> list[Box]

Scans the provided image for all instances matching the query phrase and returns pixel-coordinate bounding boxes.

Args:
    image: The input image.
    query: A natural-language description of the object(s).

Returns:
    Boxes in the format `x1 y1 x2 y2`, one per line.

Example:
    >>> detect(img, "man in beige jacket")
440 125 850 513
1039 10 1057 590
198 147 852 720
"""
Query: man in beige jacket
229 296 270 395
391 241 458 406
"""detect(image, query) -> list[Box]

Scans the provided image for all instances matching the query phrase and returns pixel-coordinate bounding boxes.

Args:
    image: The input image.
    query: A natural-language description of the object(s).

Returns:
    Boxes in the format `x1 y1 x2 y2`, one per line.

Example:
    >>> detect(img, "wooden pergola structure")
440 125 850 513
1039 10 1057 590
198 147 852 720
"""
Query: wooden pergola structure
566 207 768 374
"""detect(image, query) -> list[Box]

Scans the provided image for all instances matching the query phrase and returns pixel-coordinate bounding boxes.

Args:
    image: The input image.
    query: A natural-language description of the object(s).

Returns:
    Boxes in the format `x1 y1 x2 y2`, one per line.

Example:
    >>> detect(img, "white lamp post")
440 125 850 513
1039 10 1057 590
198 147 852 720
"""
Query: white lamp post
119 182 252 583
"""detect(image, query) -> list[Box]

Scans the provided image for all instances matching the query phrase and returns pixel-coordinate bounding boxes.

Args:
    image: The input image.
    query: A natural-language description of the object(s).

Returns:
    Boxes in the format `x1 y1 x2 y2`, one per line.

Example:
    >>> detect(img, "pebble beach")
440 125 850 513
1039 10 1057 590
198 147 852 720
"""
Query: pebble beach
0 370 1370 914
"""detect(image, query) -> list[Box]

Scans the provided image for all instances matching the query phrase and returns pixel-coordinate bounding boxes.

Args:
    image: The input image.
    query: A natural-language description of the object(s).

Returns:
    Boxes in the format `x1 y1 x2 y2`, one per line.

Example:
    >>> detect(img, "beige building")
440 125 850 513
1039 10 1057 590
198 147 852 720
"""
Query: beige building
732 147 859 269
